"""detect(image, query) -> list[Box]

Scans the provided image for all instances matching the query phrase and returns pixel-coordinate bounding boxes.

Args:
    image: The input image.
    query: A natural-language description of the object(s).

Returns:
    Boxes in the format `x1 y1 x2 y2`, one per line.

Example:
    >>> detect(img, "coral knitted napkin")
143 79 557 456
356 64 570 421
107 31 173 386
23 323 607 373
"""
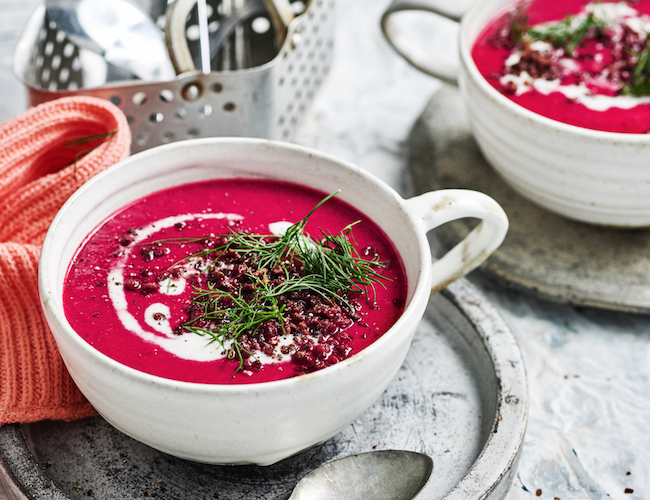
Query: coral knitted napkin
0 96 131 425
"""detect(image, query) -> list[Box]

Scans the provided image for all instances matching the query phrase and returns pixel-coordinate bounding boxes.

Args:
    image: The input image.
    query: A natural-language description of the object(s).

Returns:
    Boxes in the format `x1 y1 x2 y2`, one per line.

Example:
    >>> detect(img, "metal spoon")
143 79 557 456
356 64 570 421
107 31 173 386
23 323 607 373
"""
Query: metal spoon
45 0 176 81
196 0 211 73
288 450 433 500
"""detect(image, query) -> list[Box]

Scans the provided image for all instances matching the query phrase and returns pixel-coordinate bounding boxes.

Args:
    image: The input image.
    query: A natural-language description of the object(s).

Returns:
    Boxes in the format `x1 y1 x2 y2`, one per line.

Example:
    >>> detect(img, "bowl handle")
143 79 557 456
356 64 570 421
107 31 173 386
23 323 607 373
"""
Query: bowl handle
380 0 475 84
403 189 508 294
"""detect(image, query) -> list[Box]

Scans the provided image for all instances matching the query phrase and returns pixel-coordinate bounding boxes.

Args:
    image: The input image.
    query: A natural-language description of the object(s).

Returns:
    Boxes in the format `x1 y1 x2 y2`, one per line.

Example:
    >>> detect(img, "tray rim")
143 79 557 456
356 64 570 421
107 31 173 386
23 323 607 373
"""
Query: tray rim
437 279 528 500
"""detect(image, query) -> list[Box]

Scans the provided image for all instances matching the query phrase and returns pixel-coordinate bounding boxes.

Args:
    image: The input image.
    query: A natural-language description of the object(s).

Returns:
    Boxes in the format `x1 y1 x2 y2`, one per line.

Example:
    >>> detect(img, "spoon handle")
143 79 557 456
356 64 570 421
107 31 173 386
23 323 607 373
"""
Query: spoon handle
262 0 294 48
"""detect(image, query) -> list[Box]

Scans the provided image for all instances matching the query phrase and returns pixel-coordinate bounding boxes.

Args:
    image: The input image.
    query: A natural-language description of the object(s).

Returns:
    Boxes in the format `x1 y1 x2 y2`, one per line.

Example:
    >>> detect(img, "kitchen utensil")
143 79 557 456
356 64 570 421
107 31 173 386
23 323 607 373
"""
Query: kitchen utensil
196 0 211 72
165 0 293 73
288 450 433 500
14 0 335 153
45 0 175 81
262 0 294 48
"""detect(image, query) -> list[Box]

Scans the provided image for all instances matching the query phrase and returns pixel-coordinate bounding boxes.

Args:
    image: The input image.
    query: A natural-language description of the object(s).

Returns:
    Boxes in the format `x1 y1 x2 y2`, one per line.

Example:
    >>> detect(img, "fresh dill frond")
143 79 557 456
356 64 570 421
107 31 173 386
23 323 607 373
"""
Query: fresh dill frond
167 191 390 371
63 131 117 148
63 130 117 179
187 282 285 371
621 39 650 96
508 3 530 45
527 11 606 53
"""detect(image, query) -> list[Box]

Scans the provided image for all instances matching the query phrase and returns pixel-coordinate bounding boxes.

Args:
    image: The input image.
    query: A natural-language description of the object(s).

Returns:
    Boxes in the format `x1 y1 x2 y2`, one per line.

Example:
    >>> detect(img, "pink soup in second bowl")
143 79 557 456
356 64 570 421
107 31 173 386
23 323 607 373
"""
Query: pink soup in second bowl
472 0 650 133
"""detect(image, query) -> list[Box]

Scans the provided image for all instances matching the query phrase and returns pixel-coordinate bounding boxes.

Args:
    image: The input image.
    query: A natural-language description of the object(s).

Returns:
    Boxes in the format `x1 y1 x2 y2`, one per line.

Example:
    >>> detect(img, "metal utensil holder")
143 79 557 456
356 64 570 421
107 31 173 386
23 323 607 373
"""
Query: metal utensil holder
13 0 335 153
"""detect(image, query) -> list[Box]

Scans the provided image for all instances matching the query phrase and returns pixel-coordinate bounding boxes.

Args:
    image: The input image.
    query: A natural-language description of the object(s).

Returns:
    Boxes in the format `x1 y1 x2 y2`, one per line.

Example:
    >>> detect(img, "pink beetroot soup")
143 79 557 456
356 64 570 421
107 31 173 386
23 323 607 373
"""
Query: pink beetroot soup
472 0 650 133
63 179 407 385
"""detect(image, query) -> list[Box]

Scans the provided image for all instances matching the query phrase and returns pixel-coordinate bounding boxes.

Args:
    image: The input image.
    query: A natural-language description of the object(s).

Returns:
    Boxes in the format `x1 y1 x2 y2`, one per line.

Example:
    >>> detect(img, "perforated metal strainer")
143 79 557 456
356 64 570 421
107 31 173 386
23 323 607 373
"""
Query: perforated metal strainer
13 0 335 153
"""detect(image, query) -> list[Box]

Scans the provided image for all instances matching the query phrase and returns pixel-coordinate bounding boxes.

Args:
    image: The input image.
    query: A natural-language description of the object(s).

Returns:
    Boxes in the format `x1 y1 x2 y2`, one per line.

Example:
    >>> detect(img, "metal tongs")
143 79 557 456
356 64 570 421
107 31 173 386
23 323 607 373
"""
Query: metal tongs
165 0 295 74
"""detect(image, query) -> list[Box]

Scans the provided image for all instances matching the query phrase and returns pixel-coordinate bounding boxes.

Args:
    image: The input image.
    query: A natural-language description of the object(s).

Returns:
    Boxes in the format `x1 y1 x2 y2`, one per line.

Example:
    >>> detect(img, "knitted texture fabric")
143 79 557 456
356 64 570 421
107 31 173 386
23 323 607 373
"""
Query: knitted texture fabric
0 96 131 425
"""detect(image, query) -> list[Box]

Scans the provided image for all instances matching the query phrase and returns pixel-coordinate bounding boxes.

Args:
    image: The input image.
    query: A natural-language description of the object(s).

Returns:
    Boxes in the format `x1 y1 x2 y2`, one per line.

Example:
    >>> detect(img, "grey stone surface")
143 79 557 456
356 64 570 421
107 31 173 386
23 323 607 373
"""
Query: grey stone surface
1 0 649 498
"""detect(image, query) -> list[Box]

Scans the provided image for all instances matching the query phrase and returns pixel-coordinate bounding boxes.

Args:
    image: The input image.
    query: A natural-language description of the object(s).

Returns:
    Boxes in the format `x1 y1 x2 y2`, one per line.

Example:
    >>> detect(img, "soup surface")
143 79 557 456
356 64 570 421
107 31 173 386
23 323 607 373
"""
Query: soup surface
472 0 650 133
63 179 407 384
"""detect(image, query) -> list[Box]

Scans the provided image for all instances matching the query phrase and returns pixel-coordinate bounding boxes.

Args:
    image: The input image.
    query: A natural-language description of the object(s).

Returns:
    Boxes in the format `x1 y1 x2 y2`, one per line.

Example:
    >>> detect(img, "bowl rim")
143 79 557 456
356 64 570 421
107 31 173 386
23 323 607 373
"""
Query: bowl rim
39 137 433 393
459 0 650 143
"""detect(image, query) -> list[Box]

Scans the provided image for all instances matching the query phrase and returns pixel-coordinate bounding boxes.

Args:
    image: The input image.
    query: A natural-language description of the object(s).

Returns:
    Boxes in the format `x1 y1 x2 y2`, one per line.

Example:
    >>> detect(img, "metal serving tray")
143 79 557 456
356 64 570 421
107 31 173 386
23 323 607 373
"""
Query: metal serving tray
0 279 528 500
408 85 650 314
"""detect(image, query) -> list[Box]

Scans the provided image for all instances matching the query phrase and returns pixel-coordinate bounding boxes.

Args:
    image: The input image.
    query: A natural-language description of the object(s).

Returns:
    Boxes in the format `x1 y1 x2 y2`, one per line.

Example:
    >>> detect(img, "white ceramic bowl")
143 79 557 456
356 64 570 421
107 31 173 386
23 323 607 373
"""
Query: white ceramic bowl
39 138 508 465
382 0 650 227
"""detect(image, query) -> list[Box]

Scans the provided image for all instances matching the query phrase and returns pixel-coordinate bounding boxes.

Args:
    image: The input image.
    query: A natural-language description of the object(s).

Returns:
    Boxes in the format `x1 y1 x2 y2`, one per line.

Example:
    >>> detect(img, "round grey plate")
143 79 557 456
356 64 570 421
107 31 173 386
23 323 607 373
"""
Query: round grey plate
0 280 527 500
408 85 650 314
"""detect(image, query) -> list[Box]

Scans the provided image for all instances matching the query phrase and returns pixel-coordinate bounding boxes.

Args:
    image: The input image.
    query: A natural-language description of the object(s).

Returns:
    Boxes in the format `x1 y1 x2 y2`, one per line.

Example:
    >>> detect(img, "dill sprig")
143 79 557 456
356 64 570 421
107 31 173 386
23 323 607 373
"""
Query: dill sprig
527 11 606 53
63 131 117 179
173 191 389 370
508 4 530 45
185 280 285 372
63 131 117 149
622 39 650 96
186 270 359 372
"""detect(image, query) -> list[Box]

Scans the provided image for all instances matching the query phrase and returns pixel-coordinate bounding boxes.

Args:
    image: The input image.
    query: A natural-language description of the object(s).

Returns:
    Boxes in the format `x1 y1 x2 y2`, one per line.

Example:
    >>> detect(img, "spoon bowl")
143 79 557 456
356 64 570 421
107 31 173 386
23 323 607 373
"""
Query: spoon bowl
289 450 433 500
45 0 176 81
